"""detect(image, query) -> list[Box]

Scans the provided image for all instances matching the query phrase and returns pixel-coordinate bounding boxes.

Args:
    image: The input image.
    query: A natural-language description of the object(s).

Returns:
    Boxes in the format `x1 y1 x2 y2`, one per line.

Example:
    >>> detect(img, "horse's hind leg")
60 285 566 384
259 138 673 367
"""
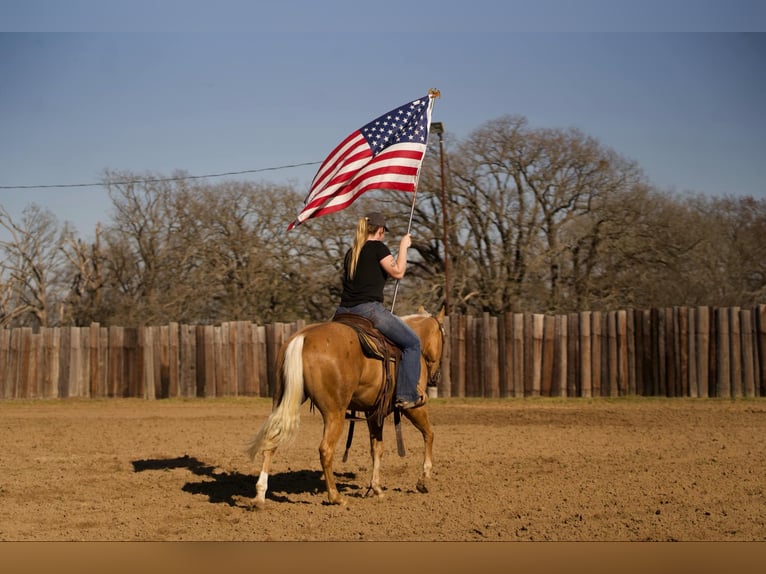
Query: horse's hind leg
254 448 275 509
402 407 434 493
365 418 385 498
319 411 347 506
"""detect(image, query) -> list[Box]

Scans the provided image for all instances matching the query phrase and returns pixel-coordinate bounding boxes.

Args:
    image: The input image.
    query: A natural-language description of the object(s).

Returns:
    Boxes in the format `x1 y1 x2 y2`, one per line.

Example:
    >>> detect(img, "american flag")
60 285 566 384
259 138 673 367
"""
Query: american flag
287 94 436 230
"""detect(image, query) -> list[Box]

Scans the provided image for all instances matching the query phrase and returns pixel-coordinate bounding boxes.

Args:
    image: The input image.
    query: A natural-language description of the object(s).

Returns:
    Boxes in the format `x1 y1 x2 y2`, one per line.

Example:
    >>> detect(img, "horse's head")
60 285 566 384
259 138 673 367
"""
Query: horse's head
405 306 446 388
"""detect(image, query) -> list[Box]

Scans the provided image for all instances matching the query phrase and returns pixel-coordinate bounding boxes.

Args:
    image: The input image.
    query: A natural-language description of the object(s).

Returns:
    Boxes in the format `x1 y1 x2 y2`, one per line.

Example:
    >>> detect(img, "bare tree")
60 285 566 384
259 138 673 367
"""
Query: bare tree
0 204 70 328
177 179 326 323
419 116 648 314
4 120 763 329
97 172 184 325
60 223 115 325
564 190 766 310
681 194 766 306
92 171 340 325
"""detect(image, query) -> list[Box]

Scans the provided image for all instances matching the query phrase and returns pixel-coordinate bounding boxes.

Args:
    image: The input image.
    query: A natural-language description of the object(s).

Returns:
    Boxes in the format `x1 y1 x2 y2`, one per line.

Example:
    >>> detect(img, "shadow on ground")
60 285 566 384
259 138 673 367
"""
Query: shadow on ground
132 454 360 507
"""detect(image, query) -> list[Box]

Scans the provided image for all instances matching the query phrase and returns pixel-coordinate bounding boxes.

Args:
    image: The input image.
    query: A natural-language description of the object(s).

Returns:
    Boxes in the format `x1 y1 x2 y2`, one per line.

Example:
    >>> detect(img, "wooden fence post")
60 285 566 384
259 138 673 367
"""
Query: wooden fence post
542 315 555 397
687 309 697 398
484 313 500 398
729 307 743 398
633 310 643 395
617 310 628 396
554 314 568 397
234 322 248 397
740 308 755 398
58 327 71 398
253 325 267 397
148 326 162 399
626 310 636 396
194 326 208 397
567 313 579 397
80 327 91 397
512 313 524 397
453 314 466 398
167 323 180 397
605 312 618 397
30 330 42 398
666 308 678 397
716 308 731 398
213 325 224 397
696 307 710 398
579 311 592 398
148 326 161 400
589 311 600 397
10 329 21 398
646 309 657 396
179 325 196 397
265 322 282 398
43 327 60 399
142 326 156 400
440 314 452 398
677 307 689 398
221 322 233 395
757 305 766 397
88 323 101 398
157 325 170 399
239 321 257 397
125 328 140 398
498 313 510 398
529 314 544 397
464 315 477 396
19 327 32 399
654 309 665 396
0 330 9 398
233 321 245 396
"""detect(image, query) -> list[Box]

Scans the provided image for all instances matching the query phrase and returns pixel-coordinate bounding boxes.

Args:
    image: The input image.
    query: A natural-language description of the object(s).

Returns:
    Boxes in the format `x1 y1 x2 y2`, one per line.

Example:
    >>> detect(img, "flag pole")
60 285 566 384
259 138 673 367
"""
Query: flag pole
391 89 440 313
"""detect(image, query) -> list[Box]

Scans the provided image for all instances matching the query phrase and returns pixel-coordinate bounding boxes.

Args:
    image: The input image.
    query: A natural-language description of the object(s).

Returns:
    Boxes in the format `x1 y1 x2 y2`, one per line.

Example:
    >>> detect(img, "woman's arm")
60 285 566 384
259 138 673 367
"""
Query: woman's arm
380 234 411 280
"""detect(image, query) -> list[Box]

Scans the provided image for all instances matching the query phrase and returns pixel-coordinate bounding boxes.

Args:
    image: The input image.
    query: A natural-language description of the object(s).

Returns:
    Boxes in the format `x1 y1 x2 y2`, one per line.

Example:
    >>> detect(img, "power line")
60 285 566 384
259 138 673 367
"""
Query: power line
0 161 322 190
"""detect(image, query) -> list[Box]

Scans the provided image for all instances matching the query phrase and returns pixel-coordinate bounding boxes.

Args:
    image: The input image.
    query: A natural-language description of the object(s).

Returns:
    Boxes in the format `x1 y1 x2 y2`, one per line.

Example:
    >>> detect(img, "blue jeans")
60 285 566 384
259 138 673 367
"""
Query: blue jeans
336 302 422 402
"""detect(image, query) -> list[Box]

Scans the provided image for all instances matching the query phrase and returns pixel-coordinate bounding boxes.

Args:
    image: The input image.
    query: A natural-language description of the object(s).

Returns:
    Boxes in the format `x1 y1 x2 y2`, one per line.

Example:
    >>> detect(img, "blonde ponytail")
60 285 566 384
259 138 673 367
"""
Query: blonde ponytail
347 217 369 280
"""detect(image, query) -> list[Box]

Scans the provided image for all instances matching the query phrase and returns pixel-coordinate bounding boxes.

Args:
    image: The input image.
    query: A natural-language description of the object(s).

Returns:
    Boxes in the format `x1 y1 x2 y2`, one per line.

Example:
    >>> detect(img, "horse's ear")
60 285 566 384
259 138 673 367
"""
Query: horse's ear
418 305 426 314
436 306 445 322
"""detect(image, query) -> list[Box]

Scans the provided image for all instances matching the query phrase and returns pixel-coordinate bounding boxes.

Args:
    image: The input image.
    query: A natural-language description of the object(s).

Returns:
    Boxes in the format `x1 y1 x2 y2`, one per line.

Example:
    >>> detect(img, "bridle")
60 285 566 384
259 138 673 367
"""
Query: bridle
423 314 445 388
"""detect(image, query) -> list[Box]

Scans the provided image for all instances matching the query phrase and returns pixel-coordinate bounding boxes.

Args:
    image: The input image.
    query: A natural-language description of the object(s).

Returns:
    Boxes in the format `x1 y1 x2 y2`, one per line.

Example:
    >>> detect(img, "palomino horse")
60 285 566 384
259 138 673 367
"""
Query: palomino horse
246 307 445 507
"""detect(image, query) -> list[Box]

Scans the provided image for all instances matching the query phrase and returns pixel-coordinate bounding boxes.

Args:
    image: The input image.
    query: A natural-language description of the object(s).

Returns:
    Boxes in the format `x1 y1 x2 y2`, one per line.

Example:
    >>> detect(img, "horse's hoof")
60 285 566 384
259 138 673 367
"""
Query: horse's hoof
364 486 385 499
254 498 267 510
416 479 429 493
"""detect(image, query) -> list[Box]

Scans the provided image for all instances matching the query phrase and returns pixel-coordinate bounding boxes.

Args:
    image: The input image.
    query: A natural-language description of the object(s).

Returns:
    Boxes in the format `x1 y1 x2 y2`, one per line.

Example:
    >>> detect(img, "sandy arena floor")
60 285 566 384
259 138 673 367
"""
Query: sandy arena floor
1 397 765 542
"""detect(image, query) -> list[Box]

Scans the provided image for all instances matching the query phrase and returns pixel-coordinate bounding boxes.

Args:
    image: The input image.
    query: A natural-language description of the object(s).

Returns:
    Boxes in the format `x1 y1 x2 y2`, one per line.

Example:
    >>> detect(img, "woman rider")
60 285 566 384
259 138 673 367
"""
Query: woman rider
335 212 424 410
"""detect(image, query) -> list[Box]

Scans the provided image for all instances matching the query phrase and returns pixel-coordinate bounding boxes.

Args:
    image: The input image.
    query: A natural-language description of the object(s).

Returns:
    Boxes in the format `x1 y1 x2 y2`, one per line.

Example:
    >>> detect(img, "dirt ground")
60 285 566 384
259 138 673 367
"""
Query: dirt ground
1 396 765 542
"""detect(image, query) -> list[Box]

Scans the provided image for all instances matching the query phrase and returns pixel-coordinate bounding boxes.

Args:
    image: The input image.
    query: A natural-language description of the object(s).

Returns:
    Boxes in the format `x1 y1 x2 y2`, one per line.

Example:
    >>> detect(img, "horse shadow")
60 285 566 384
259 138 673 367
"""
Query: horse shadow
131 455 360 508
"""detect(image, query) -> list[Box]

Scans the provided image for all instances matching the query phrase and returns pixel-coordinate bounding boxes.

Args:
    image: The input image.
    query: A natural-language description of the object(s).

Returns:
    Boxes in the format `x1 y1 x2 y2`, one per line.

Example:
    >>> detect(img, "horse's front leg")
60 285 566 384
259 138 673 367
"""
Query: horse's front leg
365 418 385 498
319 411 347 506
402 406 434 493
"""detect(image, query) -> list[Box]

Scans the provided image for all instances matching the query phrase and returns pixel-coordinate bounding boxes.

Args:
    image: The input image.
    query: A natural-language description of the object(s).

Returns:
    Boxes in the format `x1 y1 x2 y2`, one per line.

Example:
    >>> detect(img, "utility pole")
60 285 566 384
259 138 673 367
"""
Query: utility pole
430 121 449 314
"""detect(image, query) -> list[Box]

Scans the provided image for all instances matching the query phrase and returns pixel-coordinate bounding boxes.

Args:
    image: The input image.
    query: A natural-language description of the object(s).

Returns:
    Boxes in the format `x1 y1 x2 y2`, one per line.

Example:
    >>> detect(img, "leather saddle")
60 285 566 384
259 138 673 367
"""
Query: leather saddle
332 312 400 424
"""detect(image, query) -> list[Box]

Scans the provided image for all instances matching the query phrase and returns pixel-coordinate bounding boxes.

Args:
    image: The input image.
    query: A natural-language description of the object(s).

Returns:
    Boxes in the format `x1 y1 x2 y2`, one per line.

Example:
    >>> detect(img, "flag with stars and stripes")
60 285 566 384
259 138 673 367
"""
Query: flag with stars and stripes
287 93 436 230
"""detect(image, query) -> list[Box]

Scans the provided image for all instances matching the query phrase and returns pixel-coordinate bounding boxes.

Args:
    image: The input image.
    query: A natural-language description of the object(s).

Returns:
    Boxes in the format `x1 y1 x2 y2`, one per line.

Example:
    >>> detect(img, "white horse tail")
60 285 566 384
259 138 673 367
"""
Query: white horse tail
246 334 305 460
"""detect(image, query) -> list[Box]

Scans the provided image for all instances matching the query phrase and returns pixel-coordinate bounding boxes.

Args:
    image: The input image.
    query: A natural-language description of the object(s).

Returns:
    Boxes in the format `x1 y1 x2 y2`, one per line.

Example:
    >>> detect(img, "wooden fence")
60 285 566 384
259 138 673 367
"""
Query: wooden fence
1 305 764 400
442 305 765 399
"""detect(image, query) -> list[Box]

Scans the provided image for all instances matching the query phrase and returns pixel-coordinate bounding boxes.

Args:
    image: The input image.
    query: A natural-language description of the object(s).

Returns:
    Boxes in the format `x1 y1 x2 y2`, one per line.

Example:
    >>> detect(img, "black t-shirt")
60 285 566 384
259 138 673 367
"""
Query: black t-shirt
340 240 391 306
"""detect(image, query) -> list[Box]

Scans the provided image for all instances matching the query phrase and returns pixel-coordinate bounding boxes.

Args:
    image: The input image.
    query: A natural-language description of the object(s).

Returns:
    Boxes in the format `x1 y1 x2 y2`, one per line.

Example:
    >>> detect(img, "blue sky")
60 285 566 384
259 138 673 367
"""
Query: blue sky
1 1 765 240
